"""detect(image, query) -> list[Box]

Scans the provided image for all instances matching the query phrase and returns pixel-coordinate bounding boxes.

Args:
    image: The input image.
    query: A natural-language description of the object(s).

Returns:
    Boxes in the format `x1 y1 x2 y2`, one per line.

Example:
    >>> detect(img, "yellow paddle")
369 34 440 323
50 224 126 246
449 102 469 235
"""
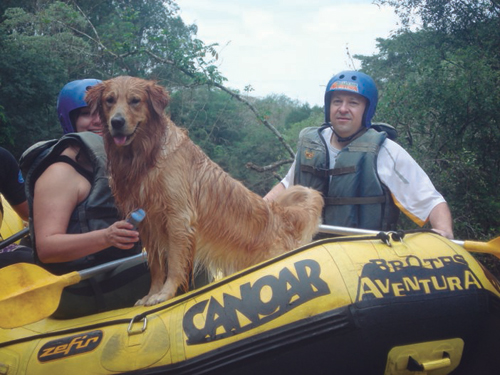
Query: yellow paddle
453 237 500 258
318 224 500 259
0 253 146 329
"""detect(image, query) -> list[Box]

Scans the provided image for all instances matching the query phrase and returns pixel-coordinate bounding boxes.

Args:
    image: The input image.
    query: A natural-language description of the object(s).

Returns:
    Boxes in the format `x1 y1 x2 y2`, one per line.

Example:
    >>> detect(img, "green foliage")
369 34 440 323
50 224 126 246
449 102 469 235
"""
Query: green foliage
360 0 500 241
168 88 298 195
285 103 314 127
283 108 323 148
249 96 322 186
1 0 499 252
0 0 222 157
375 0 500 36
170 87 243 163
0 3 93 155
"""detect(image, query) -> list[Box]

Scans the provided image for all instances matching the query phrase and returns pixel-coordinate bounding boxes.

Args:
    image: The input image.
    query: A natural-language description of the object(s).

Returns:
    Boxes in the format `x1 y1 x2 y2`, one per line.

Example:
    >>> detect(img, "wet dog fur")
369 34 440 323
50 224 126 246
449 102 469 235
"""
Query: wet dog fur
86 76 324 306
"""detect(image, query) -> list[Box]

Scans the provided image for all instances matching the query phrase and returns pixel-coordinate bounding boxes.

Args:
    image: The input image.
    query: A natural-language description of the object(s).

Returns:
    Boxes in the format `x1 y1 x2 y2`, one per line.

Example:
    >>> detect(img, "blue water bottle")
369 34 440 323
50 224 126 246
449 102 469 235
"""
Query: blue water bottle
127 208 146 230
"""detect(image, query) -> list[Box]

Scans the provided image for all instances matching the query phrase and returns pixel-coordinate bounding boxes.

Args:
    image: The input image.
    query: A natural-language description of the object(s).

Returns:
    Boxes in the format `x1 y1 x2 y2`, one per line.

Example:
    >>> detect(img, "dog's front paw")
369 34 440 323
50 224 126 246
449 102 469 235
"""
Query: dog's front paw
135 296 150 306
141 293 173 306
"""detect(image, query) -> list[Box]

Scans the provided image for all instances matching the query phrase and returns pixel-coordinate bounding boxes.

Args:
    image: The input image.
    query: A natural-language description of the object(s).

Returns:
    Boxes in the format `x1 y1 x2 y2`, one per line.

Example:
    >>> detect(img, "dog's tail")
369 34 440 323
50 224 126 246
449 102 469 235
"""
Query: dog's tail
275 185 324 245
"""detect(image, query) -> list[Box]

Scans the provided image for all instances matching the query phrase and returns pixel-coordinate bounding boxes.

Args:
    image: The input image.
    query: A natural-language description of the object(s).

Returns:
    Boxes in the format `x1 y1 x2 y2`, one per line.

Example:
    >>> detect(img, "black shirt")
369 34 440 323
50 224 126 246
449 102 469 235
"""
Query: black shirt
0 147 26 210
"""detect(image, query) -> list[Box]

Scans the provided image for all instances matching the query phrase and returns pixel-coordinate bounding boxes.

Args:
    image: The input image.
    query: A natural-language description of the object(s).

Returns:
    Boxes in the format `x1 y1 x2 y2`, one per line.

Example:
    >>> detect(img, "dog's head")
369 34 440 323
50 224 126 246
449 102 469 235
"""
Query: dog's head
85 76 170 147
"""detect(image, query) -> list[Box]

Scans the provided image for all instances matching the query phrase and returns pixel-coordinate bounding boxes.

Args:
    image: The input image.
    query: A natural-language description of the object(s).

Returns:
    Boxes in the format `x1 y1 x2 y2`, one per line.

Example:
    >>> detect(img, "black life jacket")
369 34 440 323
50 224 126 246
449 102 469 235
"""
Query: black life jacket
294 124 399 230
20 132 141 275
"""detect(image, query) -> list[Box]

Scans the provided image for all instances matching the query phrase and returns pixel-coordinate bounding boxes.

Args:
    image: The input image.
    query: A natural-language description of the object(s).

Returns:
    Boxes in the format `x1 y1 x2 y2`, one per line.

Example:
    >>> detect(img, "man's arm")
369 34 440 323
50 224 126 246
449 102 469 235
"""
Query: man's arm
429 202 454 239
263 182 286 202
263 160 297 202
12 200 29 221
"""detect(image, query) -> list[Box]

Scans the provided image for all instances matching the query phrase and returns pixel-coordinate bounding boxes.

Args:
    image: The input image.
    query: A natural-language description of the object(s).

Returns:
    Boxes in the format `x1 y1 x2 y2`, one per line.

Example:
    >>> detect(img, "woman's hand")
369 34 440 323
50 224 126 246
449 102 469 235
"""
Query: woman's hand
104 221 140 249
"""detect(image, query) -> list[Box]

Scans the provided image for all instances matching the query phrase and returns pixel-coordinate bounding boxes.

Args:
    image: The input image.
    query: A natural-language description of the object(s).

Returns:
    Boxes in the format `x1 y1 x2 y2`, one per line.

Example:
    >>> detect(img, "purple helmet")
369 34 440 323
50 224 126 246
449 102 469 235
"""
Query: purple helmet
57 79 102 134
324 71 378 128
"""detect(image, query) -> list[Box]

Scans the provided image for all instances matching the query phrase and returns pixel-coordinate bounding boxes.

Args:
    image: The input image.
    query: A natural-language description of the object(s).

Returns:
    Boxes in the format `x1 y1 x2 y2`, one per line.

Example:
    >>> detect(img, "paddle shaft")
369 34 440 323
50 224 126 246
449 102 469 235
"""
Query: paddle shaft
318 224 500 258
79 252 147 280
320 224 470 245
319 224 466 243
319 225 379 237
0 227 30 250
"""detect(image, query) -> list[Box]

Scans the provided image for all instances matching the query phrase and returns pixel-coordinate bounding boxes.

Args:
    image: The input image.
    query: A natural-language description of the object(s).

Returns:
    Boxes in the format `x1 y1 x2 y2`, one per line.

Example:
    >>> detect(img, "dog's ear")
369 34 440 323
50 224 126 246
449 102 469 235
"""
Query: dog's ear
146 82 170 118
85 82 106 118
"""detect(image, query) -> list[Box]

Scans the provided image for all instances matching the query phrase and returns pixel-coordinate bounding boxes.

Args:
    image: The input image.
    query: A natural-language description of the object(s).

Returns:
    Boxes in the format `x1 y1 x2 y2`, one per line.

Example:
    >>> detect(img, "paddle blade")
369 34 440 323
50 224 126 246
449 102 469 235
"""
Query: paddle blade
463 237 500 259
0 263 81 328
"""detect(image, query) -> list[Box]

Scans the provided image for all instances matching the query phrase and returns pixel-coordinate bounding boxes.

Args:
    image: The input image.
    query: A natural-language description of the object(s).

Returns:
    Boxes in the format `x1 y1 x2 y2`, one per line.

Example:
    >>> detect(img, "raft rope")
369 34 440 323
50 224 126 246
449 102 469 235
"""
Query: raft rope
0 229 438 349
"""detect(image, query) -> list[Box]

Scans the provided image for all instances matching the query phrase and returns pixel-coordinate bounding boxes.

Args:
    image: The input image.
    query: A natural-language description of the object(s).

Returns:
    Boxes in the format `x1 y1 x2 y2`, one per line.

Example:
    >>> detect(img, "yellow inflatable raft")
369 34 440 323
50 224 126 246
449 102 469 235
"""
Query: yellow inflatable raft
0 195 24 242
1 232 500 374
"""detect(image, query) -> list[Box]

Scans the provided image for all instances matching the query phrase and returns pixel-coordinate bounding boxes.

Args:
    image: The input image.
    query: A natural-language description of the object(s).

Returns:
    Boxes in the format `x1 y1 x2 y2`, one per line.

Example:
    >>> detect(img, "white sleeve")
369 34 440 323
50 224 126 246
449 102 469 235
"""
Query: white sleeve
377 139 446 226
280 160 296 189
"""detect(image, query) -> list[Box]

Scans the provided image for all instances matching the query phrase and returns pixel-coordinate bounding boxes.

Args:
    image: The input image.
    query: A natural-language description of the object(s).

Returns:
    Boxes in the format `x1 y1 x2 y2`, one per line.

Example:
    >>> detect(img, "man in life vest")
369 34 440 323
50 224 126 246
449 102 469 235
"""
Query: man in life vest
264 70 454 239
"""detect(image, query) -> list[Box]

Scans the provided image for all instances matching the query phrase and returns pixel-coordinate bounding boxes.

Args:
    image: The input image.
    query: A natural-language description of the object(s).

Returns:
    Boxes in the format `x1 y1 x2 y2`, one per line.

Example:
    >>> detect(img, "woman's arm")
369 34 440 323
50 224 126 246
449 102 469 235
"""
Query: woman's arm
33 161 139 263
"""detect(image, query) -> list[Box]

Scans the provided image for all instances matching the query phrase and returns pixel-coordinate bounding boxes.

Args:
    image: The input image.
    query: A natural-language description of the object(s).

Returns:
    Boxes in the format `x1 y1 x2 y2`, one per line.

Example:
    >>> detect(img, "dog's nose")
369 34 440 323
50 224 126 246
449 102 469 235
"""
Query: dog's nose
111 115 126 130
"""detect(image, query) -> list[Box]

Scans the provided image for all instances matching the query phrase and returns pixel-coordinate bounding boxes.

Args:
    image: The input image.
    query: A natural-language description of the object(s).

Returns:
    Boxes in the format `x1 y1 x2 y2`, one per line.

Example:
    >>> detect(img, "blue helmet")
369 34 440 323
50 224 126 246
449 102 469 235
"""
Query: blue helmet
324 71 378 128
57 79 102 134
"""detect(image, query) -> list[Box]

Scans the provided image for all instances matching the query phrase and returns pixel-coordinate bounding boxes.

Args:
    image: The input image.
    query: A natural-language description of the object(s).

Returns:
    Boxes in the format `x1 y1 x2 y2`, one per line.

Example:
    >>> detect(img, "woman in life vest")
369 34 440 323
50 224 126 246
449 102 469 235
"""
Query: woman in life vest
21 79 150 318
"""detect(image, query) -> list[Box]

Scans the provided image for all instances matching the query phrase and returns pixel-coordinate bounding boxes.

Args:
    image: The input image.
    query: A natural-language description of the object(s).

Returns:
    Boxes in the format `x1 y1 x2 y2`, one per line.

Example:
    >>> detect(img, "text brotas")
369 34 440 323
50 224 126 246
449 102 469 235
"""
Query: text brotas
356 254 483 301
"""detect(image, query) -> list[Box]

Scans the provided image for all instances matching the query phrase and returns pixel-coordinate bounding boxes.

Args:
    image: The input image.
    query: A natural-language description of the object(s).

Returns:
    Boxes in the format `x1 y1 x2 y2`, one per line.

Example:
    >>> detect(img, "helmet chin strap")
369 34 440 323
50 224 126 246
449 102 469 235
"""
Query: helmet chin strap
331 126 366 143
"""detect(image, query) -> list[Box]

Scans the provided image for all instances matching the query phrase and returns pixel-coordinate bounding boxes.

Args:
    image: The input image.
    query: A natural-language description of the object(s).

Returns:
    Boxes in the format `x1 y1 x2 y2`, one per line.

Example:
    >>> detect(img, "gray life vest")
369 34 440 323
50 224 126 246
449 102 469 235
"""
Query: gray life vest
20 132 141 275
294 125 399 230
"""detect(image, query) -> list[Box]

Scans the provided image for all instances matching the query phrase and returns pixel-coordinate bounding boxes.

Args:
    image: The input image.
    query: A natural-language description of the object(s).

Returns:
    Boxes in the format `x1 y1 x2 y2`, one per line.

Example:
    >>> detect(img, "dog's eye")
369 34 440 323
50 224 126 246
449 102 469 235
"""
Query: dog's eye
130 97 141 105
105 96 115 105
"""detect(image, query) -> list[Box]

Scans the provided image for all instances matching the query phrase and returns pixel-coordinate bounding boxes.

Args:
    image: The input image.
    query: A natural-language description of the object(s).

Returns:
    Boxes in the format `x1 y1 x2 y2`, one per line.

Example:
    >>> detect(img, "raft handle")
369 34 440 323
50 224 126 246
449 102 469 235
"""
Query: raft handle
377 232 392 247
127 315 148 335
407 352 451 371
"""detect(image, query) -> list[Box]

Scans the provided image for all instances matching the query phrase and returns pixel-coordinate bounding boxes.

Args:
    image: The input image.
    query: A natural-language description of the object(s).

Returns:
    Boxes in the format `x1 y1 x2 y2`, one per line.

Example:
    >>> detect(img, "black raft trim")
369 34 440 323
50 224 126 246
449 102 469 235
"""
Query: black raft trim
122 289 500 375
0 236 368 350
123 306 355 375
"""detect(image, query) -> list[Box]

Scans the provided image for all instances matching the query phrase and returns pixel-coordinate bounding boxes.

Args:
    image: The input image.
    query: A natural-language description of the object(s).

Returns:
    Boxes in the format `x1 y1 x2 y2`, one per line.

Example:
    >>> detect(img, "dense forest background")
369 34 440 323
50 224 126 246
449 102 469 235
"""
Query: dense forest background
1 0 499 267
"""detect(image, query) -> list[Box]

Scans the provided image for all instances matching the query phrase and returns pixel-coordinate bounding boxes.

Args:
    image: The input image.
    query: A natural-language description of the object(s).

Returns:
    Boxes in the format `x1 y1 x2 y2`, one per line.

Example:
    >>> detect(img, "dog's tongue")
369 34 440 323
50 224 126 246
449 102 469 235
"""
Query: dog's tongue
113 136 127 146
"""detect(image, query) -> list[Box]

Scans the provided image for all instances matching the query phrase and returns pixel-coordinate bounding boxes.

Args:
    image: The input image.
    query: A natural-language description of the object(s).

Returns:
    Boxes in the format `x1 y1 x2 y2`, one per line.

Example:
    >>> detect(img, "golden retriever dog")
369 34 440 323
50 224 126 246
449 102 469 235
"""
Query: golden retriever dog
86 76 324 306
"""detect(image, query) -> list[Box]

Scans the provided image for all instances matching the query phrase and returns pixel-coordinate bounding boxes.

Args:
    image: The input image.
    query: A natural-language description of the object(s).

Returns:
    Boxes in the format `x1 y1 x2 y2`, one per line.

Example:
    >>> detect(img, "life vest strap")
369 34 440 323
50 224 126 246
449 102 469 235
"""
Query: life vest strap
324 195 386 206
300 165 356 177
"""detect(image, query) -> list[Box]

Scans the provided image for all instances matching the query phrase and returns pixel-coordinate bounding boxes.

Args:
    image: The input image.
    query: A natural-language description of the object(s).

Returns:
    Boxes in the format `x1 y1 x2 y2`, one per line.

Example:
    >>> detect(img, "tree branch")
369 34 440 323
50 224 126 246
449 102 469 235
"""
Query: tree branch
245 158 294 173
144 50 296 158
73 7 297 163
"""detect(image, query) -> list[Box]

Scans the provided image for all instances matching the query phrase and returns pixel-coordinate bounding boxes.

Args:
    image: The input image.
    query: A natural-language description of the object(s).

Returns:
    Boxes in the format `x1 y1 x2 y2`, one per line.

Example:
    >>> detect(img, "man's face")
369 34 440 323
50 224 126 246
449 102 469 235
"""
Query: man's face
75 106 103 136
329 92 367 138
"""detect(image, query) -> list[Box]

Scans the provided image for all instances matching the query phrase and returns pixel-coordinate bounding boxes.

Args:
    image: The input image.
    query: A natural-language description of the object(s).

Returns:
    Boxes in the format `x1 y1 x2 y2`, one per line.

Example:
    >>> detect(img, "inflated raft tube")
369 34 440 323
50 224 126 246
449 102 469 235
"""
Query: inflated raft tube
1 232 500 375
0 195 25 242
